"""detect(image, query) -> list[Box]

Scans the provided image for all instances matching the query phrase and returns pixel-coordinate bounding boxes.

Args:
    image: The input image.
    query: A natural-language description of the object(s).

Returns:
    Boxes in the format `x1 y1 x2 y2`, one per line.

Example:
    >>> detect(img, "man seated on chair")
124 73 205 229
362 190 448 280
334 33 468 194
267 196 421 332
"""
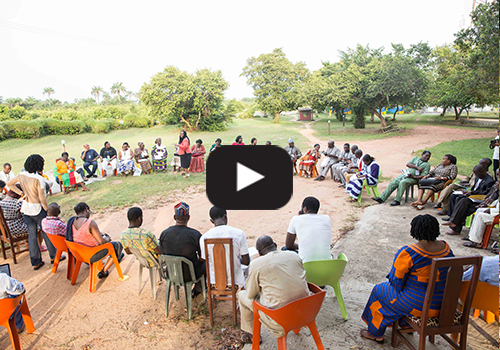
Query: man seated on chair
315 140 340 181
435 158 492 216
442 171 498 236
120 207 159 267
159 202 205 297
0 163 15 191
0 273 26 334
341 148 363 188
331 144 357 183
463 256 499 286
81 144 99 178
99 141 118 177
238 235 309 344
283 139 302 171
372 151 431 206
41 203 67 237
200 206 250 289
284 197 332 263
443 164 495 220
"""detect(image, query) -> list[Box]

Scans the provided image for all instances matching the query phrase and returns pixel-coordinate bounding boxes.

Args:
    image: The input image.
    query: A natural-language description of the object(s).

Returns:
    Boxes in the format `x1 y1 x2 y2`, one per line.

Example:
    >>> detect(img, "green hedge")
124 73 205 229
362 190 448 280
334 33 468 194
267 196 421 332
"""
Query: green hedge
42 119 87 135
123 114 151 128
2 120 44 138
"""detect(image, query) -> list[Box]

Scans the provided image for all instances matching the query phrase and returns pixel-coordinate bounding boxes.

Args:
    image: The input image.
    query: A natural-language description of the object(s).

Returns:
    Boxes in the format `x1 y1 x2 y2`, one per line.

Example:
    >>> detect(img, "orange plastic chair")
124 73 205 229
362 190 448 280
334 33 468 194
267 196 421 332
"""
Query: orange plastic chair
460 280 499 323
46 234 73 280
0 293 35 350
481 215 499 249
252 282 326 350
66 241 128 293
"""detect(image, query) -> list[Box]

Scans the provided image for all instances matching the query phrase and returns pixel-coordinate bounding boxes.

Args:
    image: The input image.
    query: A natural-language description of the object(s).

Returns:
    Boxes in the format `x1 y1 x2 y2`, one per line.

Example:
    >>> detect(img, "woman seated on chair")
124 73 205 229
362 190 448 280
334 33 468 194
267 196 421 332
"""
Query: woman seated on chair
346 154 379 202
0 184 29 238
72 202 124 279
299 144 321 178
189 139 206 173
56 152 89 194
411 154 457 210
134 142 152 175
360 214 454 343
117 142 137 176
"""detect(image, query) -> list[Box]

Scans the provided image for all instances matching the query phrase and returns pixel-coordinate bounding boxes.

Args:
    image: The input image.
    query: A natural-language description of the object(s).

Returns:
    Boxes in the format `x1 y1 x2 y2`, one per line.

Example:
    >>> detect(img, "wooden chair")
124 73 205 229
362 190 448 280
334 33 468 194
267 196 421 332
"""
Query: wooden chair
0 207 29 264
204 238 238 327
481 215 499 249
0 293 35 350
391 255 482 350
298 157 319 178
45 233 73 280
252 283 326 350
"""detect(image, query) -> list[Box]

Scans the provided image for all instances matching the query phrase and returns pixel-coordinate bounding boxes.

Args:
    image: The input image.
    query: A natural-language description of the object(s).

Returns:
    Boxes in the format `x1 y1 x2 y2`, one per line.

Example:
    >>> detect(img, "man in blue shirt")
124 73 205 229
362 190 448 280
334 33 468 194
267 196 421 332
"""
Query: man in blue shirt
81 144 99 178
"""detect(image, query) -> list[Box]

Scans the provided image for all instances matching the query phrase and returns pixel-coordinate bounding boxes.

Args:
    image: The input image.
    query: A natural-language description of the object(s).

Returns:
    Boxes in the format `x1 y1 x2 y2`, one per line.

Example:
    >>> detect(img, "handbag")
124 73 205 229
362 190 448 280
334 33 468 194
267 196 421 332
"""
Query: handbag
418 178 442 187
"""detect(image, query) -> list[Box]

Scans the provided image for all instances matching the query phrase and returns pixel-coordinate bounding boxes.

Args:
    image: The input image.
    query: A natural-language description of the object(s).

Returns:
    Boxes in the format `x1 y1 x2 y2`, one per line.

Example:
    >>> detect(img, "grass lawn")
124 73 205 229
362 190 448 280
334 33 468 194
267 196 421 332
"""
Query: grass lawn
310 113 497 141
421 138 494 176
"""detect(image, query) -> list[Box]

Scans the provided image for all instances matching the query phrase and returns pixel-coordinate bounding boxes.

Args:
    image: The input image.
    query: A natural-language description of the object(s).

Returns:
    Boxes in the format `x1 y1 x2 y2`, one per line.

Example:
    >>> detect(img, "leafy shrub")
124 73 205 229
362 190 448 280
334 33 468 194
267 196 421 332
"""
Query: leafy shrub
2 120 43 138
42 119 86 135
52 109 79 121
90 120 111 133
199 113 227 132
8 106 26 120
123 114 151 128
0 124 7 140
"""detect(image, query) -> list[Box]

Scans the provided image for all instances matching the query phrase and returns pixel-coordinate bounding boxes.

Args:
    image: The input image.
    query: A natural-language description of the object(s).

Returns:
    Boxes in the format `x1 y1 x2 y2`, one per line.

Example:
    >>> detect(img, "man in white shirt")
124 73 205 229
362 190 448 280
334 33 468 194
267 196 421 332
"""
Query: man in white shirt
0 163 15 191
200 207 250 288
0 273 26 333
315 140 340 181
285 196 332 262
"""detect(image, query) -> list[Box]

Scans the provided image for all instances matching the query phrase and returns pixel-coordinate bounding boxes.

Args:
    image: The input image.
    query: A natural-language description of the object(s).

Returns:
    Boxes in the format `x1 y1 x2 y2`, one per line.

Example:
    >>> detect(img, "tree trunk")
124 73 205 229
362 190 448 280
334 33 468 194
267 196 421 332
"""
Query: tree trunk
440 107 446 117
353 106 366 129
454 106 462 120
392 105 398 121
370 111 374 123
367 108 388 127
180 116 193 130
273 112 280 123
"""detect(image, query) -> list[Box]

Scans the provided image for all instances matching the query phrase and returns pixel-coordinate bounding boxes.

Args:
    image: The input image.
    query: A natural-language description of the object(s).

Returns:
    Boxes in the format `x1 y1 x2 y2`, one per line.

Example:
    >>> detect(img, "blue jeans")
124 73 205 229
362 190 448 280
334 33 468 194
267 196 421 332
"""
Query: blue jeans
83 161 98 177
10 300 25 331
23 209 57 266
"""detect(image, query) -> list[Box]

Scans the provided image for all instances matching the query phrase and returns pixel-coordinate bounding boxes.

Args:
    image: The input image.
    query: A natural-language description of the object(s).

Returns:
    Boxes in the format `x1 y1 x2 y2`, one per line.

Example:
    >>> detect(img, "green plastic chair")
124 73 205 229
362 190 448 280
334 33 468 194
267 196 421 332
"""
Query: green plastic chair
158 255 207 320
303 253 349 320
357 170 382 202
128 247 161 300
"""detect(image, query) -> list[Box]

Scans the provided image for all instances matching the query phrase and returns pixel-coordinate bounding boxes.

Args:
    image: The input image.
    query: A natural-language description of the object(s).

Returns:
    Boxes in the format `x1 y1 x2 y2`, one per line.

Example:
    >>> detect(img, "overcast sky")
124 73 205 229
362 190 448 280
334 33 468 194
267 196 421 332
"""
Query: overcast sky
1 0 472 103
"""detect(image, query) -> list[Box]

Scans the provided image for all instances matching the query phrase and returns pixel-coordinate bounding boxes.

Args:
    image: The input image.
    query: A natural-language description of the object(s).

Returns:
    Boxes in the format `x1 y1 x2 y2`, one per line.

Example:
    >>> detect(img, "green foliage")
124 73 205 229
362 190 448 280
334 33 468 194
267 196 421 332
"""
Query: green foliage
123 114 151 128
41 119 87 135
240 103 258 119
2 120 43 138
8 106 26 120
140 66 229 131
0 124 6 140
223 99 245 118
90 120 112 133
241 48 310 122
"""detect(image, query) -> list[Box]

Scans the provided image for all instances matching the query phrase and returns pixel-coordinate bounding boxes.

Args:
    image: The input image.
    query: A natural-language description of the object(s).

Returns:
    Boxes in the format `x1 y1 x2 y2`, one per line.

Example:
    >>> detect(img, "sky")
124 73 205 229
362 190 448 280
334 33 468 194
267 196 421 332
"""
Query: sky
0 0 473 103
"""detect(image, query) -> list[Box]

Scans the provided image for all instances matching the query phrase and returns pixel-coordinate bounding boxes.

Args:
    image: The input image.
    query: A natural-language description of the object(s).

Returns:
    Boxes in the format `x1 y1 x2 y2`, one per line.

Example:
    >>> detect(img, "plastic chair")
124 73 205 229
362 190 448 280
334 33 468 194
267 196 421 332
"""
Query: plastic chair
252 282 326 350
303 254 349 320
460 281 499 323
0 206 29 264
357 170 382 202
204 238 238 327
66 241 128 293
158 255 207 320
129 247 161 300
391 255 482 350
0 293 35 350
46 233 73 280
481 215 499 249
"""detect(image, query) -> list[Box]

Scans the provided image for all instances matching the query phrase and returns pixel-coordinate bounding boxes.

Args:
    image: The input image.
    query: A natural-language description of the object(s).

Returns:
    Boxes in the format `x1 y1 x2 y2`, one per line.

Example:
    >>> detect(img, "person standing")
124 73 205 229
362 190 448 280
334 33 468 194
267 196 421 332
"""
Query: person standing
0 163 15 191
99 141 117 177
238 236 309 344
7 155 57 270
159 202 205 296
81 144 99 178
151 138 168 172
176 131 192 178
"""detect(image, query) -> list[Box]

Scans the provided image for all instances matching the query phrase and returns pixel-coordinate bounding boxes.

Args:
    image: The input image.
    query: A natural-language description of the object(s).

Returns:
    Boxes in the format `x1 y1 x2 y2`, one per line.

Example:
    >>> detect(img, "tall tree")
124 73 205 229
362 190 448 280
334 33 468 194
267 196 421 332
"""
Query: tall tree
110 82 126 100
91 86 103 104
43 87 55 100
241 48 310 122
454 0 499 106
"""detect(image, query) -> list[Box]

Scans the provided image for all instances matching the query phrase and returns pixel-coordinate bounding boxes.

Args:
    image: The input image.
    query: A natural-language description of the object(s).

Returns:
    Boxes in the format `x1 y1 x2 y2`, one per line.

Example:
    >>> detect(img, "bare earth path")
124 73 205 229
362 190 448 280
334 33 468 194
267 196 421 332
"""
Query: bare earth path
1 124 495 350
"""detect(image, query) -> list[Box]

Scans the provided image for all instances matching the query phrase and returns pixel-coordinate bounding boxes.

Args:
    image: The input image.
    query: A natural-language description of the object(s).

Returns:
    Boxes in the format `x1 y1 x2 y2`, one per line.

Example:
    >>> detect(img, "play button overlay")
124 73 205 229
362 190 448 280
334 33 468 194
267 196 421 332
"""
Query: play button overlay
207 146 293 210
237 163 265 191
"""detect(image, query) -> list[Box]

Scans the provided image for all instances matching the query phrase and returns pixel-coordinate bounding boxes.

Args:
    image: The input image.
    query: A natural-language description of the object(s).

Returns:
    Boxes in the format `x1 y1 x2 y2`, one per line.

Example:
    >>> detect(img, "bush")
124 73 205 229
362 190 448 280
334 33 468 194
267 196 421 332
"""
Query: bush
8 106 26 120
199 113 227 132
90 120 111 133
52 109 79 120
0 124 7 140
41 119 86 135
123 114 151 128
2 120 43 138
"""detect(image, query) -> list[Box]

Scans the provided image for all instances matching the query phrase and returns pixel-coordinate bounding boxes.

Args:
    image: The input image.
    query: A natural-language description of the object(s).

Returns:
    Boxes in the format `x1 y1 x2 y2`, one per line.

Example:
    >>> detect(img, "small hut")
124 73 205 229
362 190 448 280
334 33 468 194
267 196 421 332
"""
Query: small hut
298 107 313 121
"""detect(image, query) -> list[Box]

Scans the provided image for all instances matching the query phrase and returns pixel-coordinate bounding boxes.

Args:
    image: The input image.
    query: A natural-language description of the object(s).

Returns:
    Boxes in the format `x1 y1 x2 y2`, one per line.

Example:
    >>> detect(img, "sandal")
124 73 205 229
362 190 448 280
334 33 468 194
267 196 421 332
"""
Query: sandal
360 329 384 343
98 270 109 279
33 261 45 270
40 245 47 252
463 241 481 248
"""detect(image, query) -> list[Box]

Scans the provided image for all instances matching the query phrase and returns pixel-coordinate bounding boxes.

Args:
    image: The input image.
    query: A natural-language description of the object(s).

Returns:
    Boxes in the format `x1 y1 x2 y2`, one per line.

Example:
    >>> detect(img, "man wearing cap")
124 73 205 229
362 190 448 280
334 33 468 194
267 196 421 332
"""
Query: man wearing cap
238 236 309 344
283 139 302 169
159 202 205 296
315 140 341 181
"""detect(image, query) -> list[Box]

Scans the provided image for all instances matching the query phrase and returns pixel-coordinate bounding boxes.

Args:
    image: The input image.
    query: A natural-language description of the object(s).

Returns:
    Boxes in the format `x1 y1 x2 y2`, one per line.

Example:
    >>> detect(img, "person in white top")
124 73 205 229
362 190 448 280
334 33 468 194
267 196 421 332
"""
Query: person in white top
200 207 250 288
0 163 15 191
285 196 332 263
492 131 499 181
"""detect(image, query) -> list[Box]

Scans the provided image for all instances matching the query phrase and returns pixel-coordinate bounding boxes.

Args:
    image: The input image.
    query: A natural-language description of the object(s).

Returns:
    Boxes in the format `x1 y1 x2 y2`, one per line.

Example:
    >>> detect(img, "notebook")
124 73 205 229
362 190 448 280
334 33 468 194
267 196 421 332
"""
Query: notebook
0 263 11 277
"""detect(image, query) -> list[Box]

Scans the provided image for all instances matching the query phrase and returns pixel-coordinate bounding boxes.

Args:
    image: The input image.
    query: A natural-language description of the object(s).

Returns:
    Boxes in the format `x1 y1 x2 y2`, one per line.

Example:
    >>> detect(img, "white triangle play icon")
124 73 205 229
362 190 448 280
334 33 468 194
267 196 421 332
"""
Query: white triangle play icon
237 162 265 192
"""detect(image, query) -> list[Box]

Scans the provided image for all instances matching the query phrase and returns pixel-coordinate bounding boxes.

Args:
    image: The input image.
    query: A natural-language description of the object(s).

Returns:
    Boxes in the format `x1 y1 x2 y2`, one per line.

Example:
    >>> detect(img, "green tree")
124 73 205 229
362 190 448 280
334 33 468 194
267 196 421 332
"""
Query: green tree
241 48 310 122
91 86 103 104
43 87 55 100
454 0 499 106
110 82 126 100
5 98 23 108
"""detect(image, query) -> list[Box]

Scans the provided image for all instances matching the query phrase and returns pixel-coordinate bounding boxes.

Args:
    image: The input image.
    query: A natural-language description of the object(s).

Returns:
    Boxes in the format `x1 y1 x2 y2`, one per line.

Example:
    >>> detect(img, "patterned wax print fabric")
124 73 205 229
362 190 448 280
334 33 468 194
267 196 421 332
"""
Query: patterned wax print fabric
151 144 168 171
346 161 380 200
0 198 28 237
119 227 159 267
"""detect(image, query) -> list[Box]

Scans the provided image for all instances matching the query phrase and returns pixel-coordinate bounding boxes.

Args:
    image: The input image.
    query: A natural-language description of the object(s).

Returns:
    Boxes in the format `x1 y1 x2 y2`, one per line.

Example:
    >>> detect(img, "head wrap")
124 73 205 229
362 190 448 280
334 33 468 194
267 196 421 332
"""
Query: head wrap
174 202 190 216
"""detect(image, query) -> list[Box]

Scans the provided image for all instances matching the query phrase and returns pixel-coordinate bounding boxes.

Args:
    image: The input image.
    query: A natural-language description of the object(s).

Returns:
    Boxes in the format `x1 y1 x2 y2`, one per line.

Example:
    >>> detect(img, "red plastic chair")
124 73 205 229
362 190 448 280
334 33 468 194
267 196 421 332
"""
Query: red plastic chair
0 293 35 350
252 282 326 350
66 241 127 293
481 215 499 249
46 234 73 280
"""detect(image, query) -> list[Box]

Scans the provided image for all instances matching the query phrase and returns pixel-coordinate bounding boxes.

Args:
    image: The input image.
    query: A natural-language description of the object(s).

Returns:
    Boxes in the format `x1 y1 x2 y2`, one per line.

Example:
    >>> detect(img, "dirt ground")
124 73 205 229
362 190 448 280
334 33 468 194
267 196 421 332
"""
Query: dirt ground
1 124 496 350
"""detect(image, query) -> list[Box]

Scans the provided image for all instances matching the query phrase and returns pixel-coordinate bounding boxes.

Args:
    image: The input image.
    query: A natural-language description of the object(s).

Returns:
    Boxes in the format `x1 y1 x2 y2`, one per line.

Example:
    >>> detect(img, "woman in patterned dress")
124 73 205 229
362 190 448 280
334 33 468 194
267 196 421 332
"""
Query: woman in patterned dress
360 214 454 343
117 142 137 176
151 138 168 172
346 154 380 202
189 139 206 173
411 154 457 209
134 142 152 175
0 186 28 238
299 144 321 177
